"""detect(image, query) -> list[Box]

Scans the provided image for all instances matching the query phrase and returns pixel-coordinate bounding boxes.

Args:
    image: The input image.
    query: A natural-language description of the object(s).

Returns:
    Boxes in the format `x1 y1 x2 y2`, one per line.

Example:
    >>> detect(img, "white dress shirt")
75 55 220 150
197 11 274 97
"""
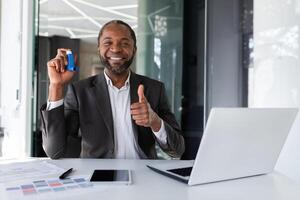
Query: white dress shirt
47 71 167 159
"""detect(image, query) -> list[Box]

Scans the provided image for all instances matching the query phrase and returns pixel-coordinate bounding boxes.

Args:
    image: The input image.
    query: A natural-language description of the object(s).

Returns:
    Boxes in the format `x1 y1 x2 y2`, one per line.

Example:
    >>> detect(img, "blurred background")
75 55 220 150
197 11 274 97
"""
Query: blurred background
1 1 300 182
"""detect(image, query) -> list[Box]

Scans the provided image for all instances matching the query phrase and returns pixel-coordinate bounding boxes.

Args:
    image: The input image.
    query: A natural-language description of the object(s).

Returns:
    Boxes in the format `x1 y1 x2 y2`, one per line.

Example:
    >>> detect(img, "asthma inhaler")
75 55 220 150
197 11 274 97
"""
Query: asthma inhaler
66 50 78 71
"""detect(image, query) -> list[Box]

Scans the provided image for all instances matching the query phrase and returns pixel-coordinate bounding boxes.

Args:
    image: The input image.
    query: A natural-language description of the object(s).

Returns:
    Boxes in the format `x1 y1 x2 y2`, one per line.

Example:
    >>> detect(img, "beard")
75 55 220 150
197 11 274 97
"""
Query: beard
100 55 134 75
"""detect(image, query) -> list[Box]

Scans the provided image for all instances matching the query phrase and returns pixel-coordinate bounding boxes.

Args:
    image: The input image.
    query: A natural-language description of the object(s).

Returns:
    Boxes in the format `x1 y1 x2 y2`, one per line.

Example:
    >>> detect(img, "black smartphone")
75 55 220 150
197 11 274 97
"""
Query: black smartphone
90 170 131 184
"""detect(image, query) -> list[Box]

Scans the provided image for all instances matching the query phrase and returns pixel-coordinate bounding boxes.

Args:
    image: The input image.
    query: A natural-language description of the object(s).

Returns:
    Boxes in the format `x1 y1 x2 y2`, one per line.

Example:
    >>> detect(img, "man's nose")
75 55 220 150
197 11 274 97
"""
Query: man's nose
109 43 121 52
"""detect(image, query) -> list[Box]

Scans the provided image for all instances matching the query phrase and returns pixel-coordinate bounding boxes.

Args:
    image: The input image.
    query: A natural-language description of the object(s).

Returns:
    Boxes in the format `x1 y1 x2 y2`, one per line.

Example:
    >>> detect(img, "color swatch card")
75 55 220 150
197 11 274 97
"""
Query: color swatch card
1 176 99 200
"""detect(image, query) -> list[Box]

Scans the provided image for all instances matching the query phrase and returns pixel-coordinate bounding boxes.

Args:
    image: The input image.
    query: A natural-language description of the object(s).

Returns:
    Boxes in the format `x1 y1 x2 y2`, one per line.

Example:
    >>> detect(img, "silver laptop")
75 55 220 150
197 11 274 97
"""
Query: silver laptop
147 108 298 186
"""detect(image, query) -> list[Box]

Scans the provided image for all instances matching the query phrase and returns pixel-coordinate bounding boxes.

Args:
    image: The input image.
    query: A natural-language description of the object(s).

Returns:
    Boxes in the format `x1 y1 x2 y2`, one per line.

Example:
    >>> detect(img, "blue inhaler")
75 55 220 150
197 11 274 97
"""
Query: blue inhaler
66 50 78 71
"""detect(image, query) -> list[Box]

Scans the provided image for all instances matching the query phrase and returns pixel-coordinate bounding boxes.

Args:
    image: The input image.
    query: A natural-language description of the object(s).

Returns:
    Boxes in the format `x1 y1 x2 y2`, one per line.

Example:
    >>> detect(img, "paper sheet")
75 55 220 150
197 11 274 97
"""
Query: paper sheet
0 161 65 183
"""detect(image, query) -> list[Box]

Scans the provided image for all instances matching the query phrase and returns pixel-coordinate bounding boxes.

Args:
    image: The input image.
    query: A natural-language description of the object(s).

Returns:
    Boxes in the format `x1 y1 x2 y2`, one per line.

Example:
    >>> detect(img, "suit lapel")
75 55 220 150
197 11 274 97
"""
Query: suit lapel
130 72 143 142
91 73 114 141
130 72 141 104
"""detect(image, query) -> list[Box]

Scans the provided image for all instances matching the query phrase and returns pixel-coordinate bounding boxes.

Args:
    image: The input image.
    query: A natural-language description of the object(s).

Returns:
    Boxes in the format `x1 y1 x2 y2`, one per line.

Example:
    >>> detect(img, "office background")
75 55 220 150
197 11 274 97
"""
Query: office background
0 0 300 182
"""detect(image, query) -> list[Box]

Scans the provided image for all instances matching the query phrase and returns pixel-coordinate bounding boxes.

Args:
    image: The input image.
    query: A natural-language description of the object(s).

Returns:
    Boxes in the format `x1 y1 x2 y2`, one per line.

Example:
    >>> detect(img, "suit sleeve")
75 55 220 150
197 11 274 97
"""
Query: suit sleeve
40 84 80 159
155 83 185 158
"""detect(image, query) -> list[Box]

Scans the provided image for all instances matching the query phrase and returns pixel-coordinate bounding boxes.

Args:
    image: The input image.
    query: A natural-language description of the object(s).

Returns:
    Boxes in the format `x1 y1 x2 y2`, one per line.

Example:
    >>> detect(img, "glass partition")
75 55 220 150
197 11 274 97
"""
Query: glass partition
35 0 264 160
136 0 183 121
34 0 183 157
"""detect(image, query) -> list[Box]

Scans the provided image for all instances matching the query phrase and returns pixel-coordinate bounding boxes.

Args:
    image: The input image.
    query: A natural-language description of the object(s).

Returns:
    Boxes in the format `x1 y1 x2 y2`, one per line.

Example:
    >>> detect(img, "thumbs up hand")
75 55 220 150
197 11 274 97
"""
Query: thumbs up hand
131 84 162 132
137 84 146 103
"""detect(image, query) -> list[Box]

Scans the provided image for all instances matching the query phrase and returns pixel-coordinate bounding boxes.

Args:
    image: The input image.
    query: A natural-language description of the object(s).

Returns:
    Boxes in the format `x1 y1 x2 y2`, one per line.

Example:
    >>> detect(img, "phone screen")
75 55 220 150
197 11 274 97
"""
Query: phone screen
90 170 131 184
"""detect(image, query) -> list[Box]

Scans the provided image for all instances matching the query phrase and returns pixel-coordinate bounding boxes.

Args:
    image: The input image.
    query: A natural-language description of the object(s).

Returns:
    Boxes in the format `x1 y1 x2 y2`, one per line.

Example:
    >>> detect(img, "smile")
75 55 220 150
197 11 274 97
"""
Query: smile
109 57 124 61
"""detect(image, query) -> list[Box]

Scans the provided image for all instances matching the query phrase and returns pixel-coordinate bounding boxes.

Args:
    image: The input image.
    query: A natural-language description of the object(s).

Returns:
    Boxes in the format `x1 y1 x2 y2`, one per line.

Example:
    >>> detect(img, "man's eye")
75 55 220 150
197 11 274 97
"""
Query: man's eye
103 42 111 46
121 43 130 47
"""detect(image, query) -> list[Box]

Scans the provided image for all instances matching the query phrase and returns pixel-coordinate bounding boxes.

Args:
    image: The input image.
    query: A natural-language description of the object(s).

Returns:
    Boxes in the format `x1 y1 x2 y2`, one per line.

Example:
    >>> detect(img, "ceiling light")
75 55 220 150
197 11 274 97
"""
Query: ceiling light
62 0 102 28
106 4 138 10
71 34 98 39
131 25 138 29
40 25 98 34
65 28 76 38
72 0 137 20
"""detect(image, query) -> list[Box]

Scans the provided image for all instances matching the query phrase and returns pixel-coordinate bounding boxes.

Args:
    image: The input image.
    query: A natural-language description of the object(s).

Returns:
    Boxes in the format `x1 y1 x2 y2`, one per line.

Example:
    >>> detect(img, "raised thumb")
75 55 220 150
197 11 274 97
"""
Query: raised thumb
138 84 145 103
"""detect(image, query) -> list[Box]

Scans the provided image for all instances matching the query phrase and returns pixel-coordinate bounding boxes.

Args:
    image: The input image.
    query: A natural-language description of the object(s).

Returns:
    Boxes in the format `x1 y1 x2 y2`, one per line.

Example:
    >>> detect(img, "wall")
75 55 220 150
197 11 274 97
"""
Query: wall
79 40 102 79
181 0 250 159
206 0 245 120
0 0 34 157
252 0 300 182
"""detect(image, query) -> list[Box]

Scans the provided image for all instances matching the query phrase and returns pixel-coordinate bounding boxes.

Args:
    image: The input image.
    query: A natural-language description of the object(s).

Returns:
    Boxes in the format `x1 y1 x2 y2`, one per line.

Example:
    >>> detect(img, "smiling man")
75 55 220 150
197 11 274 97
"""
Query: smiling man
41 20 185 159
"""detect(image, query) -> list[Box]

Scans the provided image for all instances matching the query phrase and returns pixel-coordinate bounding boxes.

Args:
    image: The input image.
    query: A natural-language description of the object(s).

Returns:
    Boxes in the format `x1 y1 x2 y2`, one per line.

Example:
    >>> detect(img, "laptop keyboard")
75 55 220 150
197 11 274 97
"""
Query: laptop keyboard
167 167 193 177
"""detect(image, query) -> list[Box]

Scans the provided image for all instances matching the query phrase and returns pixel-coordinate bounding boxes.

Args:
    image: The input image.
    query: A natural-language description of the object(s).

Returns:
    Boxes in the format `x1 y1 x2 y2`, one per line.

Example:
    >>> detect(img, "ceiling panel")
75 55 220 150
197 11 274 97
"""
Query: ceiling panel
38 0 138 41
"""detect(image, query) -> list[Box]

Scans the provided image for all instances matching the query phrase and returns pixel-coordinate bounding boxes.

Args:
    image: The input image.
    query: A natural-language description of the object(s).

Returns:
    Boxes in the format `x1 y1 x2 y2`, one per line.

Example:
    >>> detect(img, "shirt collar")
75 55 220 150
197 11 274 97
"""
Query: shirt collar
103 69 131 88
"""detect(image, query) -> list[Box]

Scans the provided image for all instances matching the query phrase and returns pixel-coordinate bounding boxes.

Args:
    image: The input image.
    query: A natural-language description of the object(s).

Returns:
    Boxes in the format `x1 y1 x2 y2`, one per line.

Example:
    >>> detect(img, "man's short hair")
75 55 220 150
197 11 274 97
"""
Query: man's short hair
97 20 137 49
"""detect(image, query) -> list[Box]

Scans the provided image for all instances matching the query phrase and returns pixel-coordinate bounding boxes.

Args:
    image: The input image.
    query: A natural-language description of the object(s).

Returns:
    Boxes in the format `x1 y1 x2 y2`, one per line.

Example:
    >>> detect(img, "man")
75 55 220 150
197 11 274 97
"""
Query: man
41 20 185 159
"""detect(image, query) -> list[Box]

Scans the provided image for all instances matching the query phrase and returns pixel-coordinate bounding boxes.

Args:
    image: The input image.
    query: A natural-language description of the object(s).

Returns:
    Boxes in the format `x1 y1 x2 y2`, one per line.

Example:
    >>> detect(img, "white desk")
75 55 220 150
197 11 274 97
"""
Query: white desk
1 158 300 200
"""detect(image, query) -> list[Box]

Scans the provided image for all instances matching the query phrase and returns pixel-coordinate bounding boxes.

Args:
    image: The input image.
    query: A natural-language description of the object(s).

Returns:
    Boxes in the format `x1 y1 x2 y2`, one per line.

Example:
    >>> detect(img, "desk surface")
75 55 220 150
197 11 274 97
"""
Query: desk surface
1 158 300 200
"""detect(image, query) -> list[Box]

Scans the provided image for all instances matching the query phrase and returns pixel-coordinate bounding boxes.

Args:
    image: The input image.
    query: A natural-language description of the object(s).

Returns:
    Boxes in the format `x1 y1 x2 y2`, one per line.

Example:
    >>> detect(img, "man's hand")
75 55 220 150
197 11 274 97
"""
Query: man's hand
131 84 162 132
47 48 77 101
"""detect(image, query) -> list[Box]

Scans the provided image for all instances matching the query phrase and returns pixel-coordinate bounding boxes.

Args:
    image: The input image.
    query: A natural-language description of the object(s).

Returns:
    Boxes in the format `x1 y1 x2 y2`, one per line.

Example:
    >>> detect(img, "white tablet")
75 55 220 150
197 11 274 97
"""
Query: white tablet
89 169 132 185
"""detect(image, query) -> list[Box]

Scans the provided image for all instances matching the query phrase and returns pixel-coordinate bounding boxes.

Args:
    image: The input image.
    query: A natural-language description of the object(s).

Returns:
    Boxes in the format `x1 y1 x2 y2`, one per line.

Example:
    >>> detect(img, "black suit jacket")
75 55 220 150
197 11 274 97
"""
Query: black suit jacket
41 72 185 159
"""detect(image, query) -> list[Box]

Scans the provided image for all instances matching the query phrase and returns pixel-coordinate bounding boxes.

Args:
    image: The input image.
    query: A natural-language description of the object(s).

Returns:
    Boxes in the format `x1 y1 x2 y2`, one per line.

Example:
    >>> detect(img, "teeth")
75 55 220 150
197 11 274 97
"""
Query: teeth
110 57 122 60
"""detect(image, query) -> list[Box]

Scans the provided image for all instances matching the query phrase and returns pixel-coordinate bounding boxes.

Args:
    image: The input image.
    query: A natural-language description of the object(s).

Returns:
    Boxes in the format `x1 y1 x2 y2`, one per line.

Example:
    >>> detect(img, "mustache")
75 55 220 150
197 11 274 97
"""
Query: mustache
99 55 134 75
